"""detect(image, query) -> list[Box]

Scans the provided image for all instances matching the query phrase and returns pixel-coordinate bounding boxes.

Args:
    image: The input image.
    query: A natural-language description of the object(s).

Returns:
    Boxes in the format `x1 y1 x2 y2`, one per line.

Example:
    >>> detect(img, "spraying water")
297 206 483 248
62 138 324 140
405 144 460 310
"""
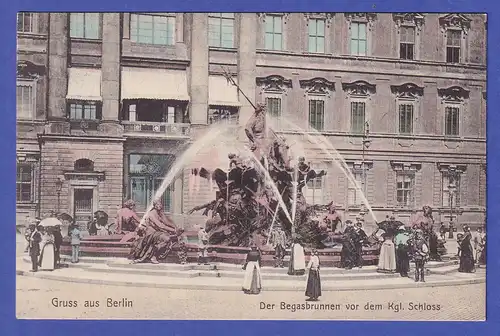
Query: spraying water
139 123 233 226
268 116 378 227
239 146 294 225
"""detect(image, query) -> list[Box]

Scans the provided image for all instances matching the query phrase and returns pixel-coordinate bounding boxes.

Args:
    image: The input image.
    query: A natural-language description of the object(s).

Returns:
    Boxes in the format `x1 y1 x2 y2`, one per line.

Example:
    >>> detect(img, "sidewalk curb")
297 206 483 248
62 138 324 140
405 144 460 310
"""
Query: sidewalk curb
16 269 485 292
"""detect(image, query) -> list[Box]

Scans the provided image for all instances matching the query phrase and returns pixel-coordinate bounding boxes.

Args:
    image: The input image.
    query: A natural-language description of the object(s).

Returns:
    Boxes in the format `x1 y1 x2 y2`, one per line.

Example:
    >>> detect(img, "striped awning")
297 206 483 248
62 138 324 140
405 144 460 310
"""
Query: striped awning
66 68 102 101
208 75 241 107
121 67 190 101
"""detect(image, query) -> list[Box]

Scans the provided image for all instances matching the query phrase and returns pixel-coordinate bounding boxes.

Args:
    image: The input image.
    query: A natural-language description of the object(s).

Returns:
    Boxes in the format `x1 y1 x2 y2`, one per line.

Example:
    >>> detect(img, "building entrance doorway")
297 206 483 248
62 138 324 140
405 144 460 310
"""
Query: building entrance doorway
74 188 94 230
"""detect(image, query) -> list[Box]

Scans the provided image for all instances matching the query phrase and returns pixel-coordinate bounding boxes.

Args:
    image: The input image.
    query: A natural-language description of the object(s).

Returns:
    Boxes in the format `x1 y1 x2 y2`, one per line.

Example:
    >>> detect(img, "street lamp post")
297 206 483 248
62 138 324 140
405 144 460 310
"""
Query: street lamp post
55 177 63 214
361 122 371 211
447 167 458 228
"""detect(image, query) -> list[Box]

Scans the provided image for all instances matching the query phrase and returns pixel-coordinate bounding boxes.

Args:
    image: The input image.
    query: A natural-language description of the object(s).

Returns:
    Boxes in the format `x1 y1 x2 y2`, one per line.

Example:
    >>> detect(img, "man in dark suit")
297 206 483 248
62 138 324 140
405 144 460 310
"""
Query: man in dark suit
29 225 42 272
53 225 63 268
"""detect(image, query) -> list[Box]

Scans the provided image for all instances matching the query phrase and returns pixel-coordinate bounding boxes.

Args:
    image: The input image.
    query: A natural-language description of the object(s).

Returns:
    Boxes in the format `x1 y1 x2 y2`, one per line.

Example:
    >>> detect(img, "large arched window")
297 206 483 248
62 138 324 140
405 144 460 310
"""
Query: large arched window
74 158 94 172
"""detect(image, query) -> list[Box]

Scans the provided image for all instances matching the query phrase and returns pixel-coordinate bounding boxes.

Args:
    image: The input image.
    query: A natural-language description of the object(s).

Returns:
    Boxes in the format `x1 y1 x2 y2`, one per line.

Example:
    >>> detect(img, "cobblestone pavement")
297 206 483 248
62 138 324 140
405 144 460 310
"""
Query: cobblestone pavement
16 275 485 320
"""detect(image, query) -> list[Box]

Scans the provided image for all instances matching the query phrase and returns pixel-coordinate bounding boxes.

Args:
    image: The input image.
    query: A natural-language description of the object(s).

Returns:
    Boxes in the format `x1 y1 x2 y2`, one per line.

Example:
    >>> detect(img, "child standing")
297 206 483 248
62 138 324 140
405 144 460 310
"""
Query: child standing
70 224 82 263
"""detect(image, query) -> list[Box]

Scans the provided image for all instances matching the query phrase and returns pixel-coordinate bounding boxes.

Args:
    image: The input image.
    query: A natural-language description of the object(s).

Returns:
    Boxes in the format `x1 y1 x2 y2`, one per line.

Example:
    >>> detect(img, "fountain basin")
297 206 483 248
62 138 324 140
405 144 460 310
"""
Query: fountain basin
60 233 381 267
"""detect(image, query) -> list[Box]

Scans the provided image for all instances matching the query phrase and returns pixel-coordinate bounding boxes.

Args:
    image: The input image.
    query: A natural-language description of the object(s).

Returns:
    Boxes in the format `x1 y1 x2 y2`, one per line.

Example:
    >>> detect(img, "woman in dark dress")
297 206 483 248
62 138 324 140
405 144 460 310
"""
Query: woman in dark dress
458 225 475 273
305 249 321 301
242 244 262 294
340 221 357 269
478 231 486 266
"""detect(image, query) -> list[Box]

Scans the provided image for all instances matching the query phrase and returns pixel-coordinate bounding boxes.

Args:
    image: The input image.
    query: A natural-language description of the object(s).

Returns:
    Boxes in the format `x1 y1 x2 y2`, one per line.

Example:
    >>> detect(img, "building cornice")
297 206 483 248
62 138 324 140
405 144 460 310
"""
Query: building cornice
38 134 126 143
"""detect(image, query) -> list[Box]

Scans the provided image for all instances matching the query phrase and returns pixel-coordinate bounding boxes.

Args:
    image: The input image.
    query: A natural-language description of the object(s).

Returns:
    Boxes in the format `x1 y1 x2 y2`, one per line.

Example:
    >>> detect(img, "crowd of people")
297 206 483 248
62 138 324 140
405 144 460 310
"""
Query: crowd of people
23 199 486 303
241 205 486 301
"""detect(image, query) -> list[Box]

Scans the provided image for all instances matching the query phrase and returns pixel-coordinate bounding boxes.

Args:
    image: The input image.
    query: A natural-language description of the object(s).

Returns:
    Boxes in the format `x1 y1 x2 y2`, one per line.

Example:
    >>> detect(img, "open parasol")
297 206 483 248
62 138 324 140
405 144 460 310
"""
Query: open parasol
376 219 405 236
38 217 63 227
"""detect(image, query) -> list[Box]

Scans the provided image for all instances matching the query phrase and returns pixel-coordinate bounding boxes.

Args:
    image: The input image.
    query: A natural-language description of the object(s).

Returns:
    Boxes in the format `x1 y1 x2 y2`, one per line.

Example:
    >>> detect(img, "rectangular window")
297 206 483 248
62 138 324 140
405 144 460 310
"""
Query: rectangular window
17 13 34 33
208 13 235 48
208 106 239 124
68 101 101 120
347 170 364 206
350 22 367 56
442 173 461 207
130 14 175 46
308 100 325 131
398 104 414 134
266 97 282 118
445 106 460 136
400 26 415 60
266 97 282 128
124 100 187 123
350 101 366 134
16 83 34 119
264 15 283 51
308 19 325 53
16 163 33 203
396 173 414 207
129 154 176 212
70 13 100 39
446 30 461 63
305 164 327 204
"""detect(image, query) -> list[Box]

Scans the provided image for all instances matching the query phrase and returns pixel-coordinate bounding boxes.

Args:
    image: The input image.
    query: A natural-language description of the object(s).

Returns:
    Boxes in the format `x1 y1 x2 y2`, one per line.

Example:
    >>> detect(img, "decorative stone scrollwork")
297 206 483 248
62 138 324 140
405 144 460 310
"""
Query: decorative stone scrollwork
392 13 425 33
341 80 376 98
390 161 422 172
390 83 424 99
437 86 470 103
304 13 335 27
256 75 293 93
299 77 335 96
344 13 377 30
257 13 290 24
439 13 472 34
437 163 467 174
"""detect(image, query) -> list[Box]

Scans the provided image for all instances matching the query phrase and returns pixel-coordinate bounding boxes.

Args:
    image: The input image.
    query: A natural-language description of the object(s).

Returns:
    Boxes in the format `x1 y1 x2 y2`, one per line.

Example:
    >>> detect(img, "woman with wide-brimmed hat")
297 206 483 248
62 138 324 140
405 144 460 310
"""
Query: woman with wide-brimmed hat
305 249 321 301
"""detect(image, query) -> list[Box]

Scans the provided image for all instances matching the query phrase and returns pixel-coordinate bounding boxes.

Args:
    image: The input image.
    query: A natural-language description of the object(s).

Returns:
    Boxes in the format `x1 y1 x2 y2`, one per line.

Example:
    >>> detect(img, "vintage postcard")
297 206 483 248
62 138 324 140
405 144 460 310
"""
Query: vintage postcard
16 12 486 320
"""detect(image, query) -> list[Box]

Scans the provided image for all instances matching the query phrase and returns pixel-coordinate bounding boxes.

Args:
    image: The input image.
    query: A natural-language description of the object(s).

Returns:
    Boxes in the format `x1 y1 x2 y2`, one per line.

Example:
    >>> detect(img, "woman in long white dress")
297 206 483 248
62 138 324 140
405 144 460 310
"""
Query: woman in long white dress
377 231 397 273
288 239 306 275
242 245 262 295
39 227 55 271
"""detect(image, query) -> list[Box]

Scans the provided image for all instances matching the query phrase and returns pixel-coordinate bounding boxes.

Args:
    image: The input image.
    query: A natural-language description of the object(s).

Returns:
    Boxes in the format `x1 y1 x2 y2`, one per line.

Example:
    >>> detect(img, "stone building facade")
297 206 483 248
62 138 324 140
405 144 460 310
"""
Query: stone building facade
16 13 486 230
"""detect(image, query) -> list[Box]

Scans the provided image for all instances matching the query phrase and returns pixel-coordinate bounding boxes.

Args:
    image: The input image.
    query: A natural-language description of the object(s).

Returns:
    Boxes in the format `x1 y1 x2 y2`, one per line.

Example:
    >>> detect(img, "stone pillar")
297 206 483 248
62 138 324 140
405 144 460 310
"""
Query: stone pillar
238 13 257 126
101 13 121 122
47 13 68 120
189 14 209 125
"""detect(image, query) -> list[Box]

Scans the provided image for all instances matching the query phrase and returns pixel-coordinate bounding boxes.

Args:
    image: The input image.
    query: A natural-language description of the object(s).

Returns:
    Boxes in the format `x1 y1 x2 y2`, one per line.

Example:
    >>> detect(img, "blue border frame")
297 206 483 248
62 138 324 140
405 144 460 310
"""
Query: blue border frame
2 1 499 335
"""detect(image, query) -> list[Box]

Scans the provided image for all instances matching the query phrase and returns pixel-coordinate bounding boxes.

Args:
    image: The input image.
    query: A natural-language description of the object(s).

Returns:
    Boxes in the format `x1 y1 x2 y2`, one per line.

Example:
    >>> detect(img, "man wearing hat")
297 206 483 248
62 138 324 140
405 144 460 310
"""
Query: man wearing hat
28 223 42 272
353 219 368 268
394 225 411 277
410 229 429 282
53 224 63 268
270 225 287 268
